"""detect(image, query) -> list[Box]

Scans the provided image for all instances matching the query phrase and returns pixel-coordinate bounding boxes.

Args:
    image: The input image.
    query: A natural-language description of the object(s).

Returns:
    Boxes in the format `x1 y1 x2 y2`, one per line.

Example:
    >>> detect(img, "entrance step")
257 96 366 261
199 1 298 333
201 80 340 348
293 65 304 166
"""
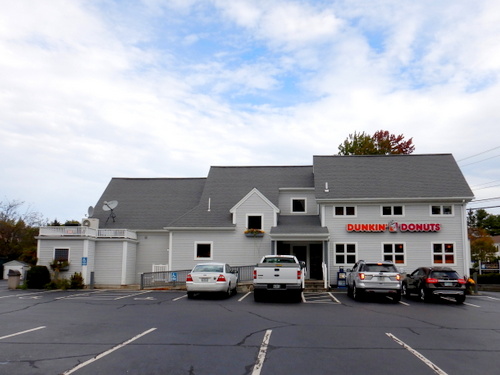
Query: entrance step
304 280 329 292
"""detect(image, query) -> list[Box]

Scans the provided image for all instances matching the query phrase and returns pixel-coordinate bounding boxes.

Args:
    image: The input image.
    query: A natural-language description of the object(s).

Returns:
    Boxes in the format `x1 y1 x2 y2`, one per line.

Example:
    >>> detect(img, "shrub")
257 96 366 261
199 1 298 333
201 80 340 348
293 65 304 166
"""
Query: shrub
26 266 51 289
46 278 71 290
70 272 85 289
477 273 500 284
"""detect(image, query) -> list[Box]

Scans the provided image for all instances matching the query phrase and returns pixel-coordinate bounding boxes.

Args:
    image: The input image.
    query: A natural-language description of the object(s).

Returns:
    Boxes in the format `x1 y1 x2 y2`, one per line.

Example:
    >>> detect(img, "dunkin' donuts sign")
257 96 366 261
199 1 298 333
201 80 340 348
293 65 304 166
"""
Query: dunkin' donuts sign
346 221 441 233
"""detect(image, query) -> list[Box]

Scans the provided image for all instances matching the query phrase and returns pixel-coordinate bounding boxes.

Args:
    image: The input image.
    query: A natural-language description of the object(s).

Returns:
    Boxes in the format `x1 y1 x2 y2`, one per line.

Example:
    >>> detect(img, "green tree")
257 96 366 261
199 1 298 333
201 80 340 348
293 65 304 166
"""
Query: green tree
469 209 500 236
469 227 497 263
0 200 44 264
338 130 415 155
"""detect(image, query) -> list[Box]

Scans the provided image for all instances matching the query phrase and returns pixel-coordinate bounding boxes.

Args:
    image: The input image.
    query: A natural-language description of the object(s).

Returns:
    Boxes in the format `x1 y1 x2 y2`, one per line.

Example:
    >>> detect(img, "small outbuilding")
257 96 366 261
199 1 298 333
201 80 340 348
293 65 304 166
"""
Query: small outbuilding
2 260 30 280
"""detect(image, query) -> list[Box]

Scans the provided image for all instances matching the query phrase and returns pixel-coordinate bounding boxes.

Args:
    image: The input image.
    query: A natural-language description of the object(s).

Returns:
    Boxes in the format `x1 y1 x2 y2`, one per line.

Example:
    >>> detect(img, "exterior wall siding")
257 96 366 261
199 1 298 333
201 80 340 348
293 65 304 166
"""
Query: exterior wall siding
37 239 85 277
135 232 169 281
171 194 276 270
278 191 318 215
94 241 124 285
325 203 468 284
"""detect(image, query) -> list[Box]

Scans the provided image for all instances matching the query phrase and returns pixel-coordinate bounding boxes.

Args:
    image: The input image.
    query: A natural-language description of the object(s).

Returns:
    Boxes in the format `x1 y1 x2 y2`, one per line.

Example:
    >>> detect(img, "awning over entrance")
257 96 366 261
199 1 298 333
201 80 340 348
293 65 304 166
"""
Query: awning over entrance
269 215 330 241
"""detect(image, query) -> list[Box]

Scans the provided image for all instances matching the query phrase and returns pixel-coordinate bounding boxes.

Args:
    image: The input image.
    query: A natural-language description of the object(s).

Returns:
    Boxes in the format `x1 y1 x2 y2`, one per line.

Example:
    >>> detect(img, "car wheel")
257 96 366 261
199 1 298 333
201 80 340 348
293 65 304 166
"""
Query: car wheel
254 289 264 302
353 285 363 301
347 284 353 298
225 284 232 298
187 292 194 299
456 294 466 304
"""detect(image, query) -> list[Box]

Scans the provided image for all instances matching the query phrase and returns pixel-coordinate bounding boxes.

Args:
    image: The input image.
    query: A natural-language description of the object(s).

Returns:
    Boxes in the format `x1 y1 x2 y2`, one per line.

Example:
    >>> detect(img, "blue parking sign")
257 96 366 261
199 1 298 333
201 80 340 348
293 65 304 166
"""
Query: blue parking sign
171 272 177 282
81 257 88 266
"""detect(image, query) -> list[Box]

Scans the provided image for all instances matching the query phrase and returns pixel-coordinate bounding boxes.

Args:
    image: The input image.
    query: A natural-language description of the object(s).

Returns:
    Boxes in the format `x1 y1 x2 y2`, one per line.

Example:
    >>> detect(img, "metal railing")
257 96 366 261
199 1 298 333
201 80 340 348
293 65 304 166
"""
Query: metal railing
140 265 256 289
38 226 137 239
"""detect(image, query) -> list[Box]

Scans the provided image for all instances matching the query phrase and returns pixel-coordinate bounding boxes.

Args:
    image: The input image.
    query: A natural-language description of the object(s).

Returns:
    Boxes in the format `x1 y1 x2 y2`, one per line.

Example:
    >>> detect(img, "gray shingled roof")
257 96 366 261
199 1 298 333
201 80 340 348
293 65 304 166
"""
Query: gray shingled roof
168 166 314 228
270 216 329 235
92 178 206 229
313 154 474 201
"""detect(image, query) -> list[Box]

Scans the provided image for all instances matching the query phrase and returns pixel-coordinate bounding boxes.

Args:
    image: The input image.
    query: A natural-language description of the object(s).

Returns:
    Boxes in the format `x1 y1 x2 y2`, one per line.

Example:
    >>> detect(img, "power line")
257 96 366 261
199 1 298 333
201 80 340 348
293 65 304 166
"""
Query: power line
457 145 500 162
459 154 500 167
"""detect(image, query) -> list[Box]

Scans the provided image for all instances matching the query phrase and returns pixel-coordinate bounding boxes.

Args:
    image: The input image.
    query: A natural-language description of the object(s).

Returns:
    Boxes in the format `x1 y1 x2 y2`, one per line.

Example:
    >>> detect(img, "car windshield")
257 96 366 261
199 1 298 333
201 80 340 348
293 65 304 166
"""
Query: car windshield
262 257 295 263
364 264 398 273
193 265 224 273
430 271 459 279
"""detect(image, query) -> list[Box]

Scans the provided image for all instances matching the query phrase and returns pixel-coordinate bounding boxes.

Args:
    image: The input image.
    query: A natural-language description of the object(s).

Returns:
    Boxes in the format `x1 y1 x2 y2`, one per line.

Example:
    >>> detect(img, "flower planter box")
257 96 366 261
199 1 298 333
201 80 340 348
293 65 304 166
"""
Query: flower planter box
245 232 264 237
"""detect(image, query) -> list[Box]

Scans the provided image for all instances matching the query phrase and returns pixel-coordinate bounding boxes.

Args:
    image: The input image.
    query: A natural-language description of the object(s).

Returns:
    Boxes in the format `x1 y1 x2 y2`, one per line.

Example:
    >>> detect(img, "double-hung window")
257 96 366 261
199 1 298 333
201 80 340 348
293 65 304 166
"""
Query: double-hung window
383 243 405 264
381 205 404 216
431 205 453 216
433 243 455 264
335 243 356 265
334 206 356 216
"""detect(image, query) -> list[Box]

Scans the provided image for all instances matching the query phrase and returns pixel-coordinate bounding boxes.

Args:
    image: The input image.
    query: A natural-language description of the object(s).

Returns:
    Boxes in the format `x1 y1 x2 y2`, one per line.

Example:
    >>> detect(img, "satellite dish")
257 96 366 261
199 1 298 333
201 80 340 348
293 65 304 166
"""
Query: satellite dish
103 200 118 211
88 206 94 217
103 200 118 224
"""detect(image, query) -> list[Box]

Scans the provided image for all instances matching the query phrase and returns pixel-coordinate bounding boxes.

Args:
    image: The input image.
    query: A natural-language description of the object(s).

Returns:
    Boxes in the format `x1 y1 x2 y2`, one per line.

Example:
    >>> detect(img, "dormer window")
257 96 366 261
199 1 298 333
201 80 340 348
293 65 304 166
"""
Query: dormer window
247 215 262 230
292 198 306 213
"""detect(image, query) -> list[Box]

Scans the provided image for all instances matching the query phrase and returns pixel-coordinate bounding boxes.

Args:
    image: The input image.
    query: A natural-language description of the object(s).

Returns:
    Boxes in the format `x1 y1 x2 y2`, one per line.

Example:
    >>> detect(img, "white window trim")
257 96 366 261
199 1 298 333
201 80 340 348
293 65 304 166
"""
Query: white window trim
246 214 264 230
194 241 213 260
430 205 454 217
333 205 357 217
53 247 70 261
431 242 457 266
381 242 407 266
333 242 358 266
380 205 405 217
291 197 307 214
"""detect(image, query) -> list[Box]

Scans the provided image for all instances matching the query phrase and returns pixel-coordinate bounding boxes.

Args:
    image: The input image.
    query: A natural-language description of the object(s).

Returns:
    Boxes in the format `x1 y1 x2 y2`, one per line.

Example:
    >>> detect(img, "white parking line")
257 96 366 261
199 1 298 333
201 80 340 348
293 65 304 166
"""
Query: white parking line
386 333 448 375
0 290 59 299
442 297 480 307
238 292 251 302
114 290 151 300
172 294 187 301
62 328 157 375
328 292 341 304
251 330 272 375
0 326 46 340
486 296 500 301
399 300 410 306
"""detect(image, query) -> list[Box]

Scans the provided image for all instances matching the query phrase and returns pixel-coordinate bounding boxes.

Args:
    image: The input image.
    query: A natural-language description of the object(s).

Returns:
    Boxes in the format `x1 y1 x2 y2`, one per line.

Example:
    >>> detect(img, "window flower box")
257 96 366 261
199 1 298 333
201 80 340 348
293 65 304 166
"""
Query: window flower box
244 229 265 237
50 260 70 272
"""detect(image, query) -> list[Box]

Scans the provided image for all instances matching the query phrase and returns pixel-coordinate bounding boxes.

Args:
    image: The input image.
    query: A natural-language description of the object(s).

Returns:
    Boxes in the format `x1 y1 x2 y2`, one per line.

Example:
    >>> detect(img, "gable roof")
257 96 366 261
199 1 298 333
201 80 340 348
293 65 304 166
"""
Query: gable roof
313 154 474 201
92 178 206 230
168 165 314 228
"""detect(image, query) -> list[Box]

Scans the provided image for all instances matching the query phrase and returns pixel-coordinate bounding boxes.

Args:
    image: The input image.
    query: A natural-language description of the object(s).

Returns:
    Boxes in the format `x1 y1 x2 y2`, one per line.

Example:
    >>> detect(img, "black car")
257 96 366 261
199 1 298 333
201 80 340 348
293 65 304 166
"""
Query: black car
402 267 466 304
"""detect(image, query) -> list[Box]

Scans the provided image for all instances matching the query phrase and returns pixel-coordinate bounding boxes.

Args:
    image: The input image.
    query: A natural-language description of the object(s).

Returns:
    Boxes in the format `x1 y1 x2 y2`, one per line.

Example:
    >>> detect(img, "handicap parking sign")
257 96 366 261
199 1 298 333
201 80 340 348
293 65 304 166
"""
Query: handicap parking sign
81 257 88 266
170 272 177 282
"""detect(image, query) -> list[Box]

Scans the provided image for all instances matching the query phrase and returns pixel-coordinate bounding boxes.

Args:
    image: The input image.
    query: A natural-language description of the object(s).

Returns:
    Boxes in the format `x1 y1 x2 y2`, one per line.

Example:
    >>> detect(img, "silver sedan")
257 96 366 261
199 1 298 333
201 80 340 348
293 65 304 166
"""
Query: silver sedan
186 263 238 298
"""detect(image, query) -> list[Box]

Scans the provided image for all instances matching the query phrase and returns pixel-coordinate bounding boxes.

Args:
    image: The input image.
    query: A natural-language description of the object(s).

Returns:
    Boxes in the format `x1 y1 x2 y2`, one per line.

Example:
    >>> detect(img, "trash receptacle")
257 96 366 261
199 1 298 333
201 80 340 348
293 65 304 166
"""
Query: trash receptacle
7 269 21 289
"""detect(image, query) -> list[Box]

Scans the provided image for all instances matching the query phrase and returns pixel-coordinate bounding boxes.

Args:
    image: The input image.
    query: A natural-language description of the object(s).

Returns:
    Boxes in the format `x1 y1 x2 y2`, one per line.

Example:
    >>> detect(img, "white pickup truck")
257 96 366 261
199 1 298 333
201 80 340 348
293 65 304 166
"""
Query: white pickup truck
253 255 306 302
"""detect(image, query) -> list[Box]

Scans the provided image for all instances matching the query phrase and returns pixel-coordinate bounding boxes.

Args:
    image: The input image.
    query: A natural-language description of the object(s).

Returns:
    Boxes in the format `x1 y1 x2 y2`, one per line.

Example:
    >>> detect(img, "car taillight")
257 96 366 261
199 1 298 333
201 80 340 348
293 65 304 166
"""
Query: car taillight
457 278 466 284
253 270 257 279
426 278 438 284
217 274 226 282
186 274 193 282
396 274 401 281
297 270 302 280
358 273 365 280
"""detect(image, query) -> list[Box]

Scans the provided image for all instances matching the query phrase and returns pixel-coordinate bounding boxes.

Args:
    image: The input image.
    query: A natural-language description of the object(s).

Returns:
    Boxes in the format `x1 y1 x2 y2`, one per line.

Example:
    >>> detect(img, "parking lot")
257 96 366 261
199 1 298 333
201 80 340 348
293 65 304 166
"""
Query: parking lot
1 280 500 375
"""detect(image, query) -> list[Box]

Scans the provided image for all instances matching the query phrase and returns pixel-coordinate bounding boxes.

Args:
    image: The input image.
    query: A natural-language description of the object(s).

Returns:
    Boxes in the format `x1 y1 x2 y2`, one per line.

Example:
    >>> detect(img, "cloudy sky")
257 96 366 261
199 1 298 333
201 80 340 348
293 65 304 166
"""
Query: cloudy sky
1 0 499 222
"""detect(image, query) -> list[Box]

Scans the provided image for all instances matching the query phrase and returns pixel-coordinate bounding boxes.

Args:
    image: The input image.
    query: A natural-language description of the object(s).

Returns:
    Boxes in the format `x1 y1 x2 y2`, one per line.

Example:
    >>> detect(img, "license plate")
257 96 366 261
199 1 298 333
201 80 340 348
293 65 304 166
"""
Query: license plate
273 284 282 289
200 278 209 282
444 282 453 287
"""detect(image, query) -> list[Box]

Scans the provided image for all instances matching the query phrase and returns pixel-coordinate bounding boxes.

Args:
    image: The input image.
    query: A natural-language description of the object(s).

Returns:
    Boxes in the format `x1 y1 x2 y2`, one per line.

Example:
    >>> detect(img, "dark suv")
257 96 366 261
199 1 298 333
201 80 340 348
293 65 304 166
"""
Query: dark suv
346 260 402 302
402 267 466 304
